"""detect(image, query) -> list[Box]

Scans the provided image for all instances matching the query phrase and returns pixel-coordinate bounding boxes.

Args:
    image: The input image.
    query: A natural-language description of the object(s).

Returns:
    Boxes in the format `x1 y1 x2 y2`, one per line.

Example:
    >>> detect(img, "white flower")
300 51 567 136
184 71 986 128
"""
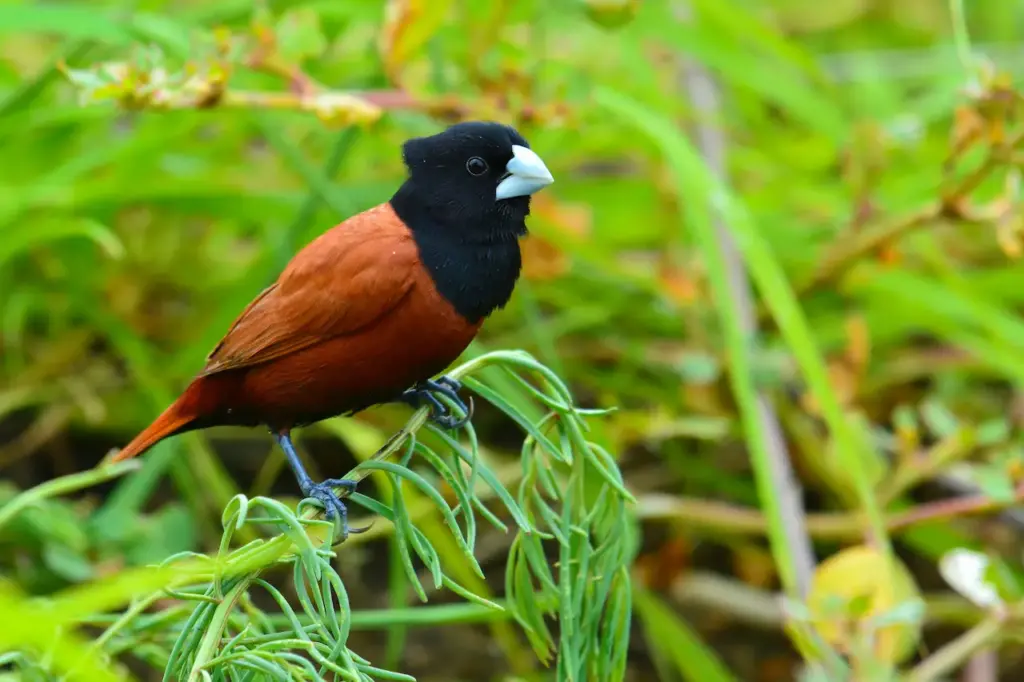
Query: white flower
939 549 1002 609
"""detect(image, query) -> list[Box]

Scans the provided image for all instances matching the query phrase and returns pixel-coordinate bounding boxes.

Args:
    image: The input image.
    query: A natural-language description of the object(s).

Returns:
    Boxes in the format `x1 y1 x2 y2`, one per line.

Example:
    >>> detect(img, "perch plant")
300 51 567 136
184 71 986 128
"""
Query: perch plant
0 351 635 681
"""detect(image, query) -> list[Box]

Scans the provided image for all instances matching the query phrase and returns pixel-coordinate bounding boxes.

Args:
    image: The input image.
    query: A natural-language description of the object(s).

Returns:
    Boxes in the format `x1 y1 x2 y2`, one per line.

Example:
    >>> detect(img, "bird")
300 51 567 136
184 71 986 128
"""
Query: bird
110 121 554 540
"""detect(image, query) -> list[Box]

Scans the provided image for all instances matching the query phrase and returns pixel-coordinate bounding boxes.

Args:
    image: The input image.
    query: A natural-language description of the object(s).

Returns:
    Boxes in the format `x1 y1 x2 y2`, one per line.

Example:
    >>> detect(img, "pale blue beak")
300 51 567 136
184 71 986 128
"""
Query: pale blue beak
496 145 554 201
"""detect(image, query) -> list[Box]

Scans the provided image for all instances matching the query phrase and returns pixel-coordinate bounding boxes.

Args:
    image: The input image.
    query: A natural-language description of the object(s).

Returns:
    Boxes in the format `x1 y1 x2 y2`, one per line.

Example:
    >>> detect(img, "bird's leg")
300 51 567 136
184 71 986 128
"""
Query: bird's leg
400 375 473 430
274 430 364 542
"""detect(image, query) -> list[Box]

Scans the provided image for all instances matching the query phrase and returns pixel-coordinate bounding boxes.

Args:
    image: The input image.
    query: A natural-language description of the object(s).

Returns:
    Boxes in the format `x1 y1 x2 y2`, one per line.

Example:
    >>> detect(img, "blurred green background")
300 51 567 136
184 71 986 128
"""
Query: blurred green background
3 0 1024 679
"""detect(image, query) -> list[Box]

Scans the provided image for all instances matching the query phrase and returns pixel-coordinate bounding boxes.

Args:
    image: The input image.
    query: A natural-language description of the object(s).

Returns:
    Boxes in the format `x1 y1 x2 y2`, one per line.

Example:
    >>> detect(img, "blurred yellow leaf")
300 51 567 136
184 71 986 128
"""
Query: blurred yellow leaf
659 258 702 306
876 241 901 267
523 195 592 281
532 193 593 239
949 105 987 161
884 0 950 32
807 545 922 664
994 171 1023 259
732 544 775 589
522 236 569 281
800 316 870 412
996 212 1023 259
635 536 690 590
380 0 455 84
767 0 867 33
582 0 640 30
310 92 382 127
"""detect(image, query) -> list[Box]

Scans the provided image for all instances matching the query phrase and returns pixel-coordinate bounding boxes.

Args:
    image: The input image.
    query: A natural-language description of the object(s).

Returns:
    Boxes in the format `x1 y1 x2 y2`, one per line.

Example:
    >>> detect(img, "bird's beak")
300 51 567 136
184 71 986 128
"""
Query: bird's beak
496 145 554 201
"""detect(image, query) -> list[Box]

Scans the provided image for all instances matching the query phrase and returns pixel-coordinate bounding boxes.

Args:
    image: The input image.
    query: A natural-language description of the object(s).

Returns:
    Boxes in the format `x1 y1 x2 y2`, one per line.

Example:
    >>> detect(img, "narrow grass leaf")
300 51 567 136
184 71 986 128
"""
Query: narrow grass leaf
635 587 740 682
596 86 890 569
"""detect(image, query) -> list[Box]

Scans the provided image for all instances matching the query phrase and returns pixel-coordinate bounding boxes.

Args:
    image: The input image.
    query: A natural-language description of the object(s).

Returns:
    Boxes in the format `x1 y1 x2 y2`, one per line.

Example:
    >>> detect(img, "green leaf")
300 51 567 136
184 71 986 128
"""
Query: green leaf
976 419 1010 447
870 599 926 629
0 6 134 42
983 556 1024 604
276 9 328 64
635 587 739 682
971 463 1016 503
0 218 124 268
42 543 95 583
596 86 892 581
920 399 960 438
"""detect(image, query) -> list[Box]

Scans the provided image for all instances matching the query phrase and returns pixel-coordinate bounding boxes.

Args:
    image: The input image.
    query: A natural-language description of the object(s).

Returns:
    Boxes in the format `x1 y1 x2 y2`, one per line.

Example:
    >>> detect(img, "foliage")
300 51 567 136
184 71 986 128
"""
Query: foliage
0 351 634 680
4 0 1024 680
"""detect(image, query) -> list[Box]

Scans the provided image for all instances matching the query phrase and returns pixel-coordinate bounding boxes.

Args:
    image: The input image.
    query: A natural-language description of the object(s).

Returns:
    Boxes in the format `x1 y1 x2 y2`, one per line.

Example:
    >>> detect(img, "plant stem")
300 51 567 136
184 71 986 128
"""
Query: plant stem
0 461 139 530
948 0 974 75
676 1 815 598
637 483 1024 538
907 616 1002 682
188 579 252 682
91 589 167 653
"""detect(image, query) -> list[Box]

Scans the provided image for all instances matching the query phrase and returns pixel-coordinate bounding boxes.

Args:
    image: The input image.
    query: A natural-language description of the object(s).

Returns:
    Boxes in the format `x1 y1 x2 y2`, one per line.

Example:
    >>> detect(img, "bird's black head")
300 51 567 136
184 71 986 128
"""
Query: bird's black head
391 121 553 245
390 121 554 323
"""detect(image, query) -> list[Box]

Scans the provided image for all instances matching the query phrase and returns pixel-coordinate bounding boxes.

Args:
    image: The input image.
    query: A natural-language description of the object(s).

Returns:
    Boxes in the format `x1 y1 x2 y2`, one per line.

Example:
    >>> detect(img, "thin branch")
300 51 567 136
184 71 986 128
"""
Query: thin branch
961 650 998 682
668 571 784 631
661 572 985 634
888 483 1024 530
60 41 473 123
638 478 1024 538
908 617 1003 682
797 130 1024 297
798 204 942 295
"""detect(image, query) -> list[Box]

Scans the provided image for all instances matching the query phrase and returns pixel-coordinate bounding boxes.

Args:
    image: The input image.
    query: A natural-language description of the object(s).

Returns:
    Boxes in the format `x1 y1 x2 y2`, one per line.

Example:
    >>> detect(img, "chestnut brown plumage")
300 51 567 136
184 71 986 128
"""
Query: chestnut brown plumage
112 121 554 539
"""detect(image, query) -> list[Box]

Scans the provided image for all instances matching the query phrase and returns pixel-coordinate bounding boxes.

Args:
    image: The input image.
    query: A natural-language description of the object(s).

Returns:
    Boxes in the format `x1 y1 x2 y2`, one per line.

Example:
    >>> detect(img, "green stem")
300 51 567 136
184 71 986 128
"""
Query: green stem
187 579 251 682
687 202 803 595
0 461 139 531
91 589 167 652
948 0 975 75
907 616 1001 682
355 602 509 628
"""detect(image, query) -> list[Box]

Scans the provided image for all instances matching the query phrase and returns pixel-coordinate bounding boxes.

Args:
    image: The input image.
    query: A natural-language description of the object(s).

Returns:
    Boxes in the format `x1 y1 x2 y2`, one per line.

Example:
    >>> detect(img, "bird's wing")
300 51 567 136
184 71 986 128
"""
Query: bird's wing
199 206 419 376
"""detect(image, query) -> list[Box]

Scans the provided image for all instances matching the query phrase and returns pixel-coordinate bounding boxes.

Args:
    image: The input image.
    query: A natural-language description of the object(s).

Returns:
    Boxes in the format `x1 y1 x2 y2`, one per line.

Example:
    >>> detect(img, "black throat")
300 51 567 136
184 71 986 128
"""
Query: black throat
390 182 526 324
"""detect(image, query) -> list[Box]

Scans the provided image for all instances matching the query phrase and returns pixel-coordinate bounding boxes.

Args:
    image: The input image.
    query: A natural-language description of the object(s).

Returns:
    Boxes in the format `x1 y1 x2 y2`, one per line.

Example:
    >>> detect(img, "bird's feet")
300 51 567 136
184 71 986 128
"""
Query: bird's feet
299 478 366 543
401 375 473 430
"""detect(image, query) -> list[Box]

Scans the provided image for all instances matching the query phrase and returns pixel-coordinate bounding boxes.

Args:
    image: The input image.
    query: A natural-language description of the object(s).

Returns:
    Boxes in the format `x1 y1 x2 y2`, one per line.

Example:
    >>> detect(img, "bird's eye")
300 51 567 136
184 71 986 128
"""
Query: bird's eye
466 157 488 176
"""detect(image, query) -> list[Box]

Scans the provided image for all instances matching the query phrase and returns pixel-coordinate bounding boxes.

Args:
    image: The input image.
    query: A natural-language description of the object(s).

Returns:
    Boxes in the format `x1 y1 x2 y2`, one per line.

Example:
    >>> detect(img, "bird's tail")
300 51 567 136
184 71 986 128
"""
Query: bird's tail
111 378 211 462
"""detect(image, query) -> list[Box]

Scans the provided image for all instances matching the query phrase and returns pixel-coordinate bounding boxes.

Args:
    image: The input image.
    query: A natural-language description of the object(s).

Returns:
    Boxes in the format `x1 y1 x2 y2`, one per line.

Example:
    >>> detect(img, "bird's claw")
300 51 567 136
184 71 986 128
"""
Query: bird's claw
401 375 473 430
300 478 369 543
434 375 463 394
